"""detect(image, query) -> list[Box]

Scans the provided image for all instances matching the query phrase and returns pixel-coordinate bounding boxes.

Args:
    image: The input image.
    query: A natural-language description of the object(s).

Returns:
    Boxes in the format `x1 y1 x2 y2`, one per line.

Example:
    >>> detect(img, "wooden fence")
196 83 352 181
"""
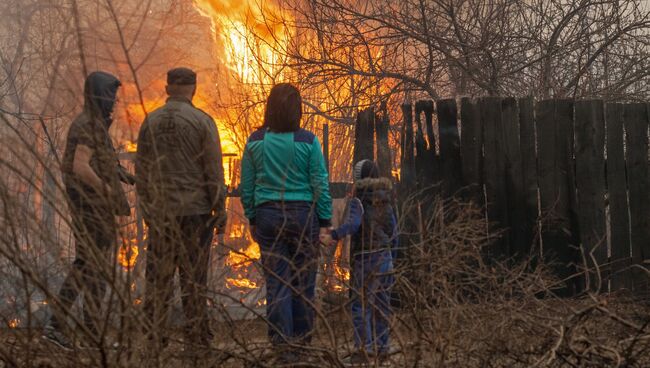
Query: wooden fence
355 98 650 294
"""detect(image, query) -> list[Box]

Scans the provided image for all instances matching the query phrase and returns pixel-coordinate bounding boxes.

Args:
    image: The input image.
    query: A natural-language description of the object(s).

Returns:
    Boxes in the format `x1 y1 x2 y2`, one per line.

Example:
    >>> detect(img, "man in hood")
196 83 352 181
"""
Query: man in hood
44 71 134 350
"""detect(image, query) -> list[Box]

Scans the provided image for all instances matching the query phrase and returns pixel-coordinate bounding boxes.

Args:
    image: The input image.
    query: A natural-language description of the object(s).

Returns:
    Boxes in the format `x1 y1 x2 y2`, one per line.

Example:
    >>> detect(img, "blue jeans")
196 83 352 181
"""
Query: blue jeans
351 250 394 353
255 201 319 346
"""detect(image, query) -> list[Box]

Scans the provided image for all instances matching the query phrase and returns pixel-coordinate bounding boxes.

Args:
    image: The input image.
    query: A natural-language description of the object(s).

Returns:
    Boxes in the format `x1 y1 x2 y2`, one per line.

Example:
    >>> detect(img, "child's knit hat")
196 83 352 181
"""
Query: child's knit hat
353 159 379 182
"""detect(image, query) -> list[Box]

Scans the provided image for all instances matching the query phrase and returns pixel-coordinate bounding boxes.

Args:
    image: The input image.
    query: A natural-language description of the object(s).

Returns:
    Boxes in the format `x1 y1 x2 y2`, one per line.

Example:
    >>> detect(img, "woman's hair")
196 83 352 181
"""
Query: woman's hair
263 83 302 132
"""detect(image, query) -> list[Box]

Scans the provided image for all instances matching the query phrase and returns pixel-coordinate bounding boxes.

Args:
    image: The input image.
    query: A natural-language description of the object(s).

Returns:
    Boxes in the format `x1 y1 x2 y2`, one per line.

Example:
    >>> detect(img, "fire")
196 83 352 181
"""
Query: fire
118 239 139 269
333 241 351 282
124 141 138 153
226 278 258 289
224 236 261 289
193 0 291 85
8 319 19 329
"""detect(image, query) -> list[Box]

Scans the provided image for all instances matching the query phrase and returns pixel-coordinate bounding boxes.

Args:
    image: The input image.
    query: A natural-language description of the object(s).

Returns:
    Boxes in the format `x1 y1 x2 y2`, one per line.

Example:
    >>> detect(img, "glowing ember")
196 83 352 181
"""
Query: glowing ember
226 277 258 289
8 319 19 329
124 141 138 153
118 240 139 269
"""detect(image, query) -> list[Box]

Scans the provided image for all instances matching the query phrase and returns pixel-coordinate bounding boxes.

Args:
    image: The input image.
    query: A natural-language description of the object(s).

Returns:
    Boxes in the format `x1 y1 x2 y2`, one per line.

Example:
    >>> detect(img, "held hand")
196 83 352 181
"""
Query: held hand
319 232 334 246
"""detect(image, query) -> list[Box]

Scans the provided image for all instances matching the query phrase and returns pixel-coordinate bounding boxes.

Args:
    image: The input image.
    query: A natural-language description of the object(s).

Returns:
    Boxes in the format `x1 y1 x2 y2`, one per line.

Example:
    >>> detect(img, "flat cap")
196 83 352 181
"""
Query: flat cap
167 67 196 85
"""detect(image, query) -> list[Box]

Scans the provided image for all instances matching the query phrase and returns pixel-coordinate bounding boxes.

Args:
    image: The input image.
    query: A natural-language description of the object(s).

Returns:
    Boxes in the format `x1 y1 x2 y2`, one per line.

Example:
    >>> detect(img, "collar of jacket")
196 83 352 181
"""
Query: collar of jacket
354 177 393 191
166 95 194 105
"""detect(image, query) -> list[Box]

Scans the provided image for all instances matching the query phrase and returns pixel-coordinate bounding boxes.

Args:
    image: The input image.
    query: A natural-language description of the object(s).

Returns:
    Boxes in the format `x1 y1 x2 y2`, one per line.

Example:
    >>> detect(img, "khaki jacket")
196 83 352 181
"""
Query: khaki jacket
135 97 226 229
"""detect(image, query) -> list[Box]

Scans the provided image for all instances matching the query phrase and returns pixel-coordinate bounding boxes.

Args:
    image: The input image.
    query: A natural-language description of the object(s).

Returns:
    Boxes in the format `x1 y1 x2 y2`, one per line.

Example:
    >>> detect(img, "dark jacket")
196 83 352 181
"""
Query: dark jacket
62 71 130 216
331 177 397 254
135 96 226 230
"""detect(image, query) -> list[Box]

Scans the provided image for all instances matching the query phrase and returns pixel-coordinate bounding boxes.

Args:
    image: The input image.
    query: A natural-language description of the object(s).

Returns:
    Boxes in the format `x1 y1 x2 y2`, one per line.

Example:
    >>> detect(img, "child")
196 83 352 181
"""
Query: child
321 159 397 365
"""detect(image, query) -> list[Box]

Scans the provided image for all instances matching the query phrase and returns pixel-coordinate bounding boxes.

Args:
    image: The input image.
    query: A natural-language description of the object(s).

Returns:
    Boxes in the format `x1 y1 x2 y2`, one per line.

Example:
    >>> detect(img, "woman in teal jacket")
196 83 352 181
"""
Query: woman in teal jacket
240 83 332 361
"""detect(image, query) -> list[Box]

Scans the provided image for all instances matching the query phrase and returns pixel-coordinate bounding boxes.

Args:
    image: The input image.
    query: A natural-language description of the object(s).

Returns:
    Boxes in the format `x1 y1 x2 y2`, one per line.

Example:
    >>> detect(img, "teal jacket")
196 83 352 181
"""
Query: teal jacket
240 128 332 227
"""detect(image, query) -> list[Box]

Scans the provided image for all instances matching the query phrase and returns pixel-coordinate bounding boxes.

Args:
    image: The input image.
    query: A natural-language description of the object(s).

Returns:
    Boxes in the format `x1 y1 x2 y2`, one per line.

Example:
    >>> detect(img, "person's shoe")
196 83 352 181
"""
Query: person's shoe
341 351 370 366
42 326 73 351
376 345 399 361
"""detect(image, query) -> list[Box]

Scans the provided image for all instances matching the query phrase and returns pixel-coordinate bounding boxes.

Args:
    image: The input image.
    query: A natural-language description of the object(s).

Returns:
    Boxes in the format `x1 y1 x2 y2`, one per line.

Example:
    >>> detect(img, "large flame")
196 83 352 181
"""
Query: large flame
113 0 364 292
193 0 291 85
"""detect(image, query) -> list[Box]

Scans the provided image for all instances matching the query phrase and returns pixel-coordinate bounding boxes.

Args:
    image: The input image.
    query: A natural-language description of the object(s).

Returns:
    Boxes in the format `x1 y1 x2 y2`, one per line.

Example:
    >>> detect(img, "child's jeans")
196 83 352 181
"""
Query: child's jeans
351 249 394 353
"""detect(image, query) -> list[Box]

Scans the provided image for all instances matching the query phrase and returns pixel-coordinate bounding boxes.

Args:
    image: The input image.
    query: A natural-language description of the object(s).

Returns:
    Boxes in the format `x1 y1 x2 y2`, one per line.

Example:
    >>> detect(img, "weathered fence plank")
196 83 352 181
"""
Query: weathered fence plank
437 99 462 198
518 97 539 255
354 108 374 164
400 103 415 189
415 100 438 190
537 99 578 295
501 98 527 258
575 100 607 291
414 102 428 188
375 102 391 178
624 103 650 291
460 97 483 204
606 103 632 290
481 97 510 258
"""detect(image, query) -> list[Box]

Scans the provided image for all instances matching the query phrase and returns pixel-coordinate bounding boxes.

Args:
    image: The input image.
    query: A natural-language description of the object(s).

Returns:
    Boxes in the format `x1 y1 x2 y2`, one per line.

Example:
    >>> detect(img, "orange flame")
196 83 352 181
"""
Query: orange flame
8 319 19 329
226 277 258 289
118 239 139 269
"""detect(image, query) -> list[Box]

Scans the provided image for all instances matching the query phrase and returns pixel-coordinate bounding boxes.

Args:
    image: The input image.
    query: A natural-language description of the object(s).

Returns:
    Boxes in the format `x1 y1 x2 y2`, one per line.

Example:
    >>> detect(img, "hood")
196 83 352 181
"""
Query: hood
83 71 121 128
354 177 393 204
354 177 393 191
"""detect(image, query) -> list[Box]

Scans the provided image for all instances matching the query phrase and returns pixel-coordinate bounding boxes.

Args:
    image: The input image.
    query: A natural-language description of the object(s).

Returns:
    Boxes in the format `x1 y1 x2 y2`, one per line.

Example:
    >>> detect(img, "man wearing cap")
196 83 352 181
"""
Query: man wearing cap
136 67 226 349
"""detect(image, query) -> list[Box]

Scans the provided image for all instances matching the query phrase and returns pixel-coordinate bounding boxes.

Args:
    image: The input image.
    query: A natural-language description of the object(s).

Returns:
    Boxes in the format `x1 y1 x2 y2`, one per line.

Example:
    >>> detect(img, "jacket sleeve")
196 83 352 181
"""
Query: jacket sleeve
309 137 332 227
331 198 363 240
240 143 256 225
135 119 152 220
203 117 227 232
